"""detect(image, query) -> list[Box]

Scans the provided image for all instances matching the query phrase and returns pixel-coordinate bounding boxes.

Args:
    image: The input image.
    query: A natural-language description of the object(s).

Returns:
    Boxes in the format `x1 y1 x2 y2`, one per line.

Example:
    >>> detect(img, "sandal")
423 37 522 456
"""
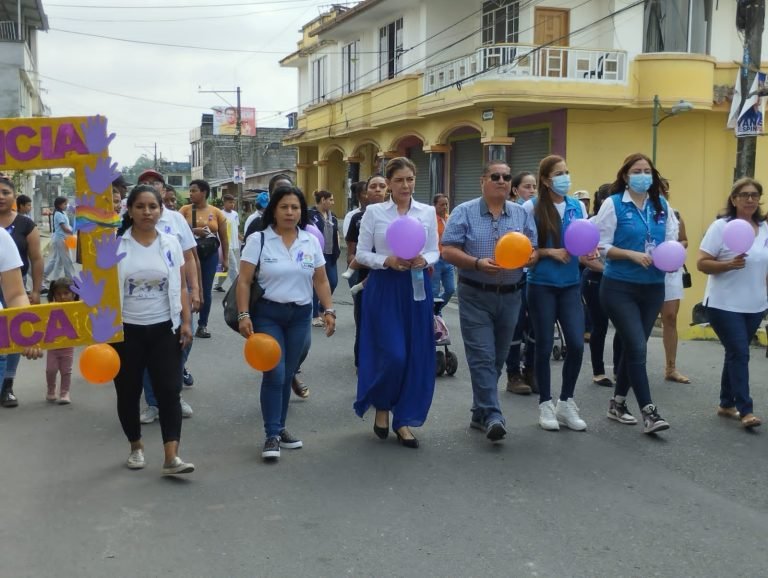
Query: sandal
741 413 762 428
717 406 740 420
291 376 309 399
665 369 691 384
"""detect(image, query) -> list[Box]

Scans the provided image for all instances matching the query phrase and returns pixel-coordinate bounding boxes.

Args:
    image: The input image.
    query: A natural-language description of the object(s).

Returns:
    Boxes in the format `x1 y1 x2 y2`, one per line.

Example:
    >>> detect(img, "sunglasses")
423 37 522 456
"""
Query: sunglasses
488 173 512 182
733 191 762 200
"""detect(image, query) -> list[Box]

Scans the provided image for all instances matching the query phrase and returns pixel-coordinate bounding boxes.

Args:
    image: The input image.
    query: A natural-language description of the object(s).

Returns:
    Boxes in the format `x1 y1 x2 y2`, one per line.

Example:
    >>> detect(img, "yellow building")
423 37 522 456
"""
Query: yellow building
280 0 768 334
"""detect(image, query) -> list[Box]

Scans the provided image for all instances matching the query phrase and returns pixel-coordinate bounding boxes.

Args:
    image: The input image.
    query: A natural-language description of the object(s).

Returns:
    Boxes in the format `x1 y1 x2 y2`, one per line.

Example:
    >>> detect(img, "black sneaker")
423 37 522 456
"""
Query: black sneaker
262 437 280 460
486 421 507 442
214 286 225 293
182 367 194 387
195 326 211 339
0 382 18 408
279 430 303 449
641 404 670 434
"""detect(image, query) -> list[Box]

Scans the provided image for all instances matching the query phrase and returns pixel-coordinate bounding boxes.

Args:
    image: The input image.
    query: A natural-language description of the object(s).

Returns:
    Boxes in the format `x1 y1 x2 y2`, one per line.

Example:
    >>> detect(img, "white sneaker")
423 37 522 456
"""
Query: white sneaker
180 398 194 418
161 456 195 476
538 400 560 431
555 398 587 431
140 405 159 424
126 448 145 470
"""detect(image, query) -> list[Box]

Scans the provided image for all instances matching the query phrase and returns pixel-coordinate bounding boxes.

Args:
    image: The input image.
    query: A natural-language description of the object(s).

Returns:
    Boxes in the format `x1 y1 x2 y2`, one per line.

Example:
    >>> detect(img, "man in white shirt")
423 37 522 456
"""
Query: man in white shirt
215 193 241 292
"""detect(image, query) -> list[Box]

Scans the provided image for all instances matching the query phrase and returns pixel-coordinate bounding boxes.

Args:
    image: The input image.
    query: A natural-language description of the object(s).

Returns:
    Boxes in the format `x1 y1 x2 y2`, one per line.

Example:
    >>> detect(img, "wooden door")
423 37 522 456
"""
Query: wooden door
534 8 569 78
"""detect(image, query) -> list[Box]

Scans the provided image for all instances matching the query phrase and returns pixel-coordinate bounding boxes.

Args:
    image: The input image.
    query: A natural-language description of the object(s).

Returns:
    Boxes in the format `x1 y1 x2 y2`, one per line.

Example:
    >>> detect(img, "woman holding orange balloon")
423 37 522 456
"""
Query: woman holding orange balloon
113 185 194 475
237 185 335 462
522 155 589 432
42 196 75 285
353 157 439 449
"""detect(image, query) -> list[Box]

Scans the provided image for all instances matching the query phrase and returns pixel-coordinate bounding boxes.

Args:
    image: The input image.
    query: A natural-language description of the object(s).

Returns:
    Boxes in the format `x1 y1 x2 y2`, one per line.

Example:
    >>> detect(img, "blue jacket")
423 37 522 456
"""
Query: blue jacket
527 196 582 287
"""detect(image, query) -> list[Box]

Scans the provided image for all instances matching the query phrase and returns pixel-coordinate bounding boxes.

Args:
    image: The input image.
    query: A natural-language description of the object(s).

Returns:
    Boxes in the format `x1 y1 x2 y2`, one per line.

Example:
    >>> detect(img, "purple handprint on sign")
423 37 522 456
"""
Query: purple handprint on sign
80 115 116 155
89 307 121 343
85 156 120 193
70 271 105 307
94 231 126 270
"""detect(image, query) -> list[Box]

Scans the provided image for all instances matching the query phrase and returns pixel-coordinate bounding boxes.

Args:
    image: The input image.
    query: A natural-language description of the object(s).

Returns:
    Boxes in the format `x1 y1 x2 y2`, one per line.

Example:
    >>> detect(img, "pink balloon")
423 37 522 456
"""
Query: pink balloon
305 224 324 248
386 216 426 259
722 218 754 254
652 240 686 272
563 219 599 256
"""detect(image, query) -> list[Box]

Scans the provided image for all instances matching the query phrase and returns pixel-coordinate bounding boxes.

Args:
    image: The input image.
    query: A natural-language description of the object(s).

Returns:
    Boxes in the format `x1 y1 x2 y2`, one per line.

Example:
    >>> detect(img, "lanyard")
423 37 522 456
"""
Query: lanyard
629 200 653 240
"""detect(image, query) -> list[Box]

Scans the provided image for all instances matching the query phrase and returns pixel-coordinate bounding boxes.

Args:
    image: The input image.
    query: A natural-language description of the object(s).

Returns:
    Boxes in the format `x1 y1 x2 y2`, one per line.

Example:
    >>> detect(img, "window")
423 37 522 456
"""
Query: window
167 175 183 187
643 0 712 54
342 40 359 95
311 56 328 104
379 18 403 82
482 0 520 45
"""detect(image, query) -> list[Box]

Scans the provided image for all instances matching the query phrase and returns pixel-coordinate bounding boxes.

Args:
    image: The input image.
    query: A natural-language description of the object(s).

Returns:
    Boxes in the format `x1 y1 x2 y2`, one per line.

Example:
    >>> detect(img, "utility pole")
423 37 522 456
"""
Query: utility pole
199 86 244 215
735 0 765 179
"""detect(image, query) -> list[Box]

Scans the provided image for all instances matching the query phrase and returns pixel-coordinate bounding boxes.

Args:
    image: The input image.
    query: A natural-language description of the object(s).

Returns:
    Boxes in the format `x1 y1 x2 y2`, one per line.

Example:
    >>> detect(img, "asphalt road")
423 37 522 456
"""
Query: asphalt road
1 280 767 577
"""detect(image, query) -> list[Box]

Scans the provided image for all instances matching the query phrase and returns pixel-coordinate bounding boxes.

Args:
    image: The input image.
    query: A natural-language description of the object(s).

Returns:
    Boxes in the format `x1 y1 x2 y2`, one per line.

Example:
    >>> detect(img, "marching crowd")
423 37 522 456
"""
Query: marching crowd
0 151 767 476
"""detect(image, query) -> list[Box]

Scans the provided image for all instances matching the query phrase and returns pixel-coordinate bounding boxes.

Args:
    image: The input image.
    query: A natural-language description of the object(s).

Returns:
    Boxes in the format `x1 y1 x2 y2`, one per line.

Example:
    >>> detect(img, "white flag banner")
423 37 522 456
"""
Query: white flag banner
735 72 766 137
727 70 741 129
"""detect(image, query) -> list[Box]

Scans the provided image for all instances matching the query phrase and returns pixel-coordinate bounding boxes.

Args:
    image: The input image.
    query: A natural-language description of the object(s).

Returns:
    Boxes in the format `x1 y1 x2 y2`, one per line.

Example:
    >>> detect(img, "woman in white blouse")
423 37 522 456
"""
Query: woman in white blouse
353 157 439 449
697 177 768 429
237 186 335 462
115 185 194 475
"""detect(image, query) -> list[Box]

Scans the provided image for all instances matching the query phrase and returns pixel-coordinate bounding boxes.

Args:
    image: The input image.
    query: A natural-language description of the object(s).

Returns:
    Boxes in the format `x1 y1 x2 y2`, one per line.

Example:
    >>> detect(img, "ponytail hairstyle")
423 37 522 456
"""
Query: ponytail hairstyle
535 155 566 248
53 196 68 213
385 157 417 180
592 183 612 217
117 184 161 236
608 153 665 222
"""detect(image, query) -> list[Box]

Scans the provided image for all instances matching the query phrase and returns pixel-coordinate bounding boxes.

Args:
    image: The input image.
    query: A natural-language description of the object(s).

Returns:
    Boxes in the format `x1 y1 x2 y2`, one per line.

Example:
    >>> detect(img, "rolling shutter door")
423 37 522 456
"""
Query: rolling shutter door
509 129 550 176
407 146 430 204
451 138 483 208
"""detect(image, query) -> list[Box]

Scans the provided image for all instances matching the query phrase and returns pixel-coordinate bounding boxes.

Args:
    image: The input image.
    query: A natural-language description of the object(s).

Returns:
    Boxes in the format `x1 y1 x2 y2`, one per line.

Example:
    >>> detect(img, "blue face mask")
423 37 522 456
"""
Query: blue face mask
551 174 571 196
628 173 653 193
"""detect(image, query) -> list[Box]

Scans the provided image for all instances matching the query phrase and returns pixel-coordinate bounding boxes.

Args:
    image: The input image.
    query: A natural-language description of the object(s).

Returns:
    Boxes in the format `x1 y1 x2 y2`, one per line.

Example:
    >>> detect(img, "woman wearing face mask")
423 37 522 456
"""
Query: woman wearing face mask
522 155 587 431
594 153 678 435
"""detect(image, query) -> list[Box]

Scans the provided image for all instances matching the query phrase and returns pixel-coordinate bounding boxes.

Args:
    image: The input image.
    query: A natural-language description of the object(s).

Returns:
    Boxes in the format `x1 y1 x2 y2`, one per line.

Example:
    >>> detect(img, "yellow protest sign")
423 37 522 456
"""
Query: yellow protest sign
0 116 123 354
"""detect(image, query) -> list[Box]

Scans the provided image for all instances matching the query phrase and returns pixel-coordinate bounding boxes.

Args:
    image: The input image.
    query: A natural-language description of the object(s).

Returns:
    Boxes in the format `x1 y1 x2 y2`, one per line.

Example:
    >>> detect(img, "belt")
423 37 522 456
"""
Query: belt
459 277 525 294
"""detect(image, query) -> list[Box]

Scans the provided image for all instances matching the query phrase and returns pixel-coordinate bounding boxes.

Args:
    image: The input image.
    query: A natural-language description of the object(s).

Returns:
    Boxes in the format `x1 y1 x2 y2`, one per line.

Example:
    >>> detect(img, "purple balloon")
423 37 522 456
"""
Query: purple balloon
305 224 324 248
386 216 426 260
563 219 600 257
652 240 686 272
722 218 754 254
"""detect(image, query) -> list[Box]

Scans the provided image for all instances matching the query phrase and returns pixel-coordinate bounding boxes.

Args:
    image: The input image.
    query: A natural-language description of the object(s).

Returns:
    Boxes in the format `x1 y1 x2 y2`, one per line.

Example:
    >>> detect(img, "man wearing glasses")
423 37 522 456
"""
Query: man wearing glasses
441 161 538 443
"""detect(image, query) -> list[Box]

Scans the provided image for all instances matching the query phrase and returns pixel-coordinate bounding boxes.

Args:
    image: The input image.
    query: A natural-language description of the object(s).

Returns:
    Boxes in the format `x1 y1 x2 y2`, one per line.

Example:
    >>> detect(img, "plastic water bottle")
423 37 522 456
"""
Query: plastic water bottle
411 269 426 301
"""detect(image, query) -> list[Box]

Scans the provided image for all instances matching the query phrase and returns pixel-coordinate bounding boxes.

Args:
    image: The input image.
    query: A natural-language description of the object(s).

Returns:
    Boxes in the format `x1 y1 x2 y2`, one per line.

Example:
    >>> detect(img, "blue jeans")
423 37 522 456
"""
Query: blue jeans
431 257 456 314
527 283 584 403
600 277 664 408
252 300 312 438
198 249 219 327
458 282 521 427
312 257 338 317
506 281 535 374
0 355 6 384
707 307 765 416
581 271 621 376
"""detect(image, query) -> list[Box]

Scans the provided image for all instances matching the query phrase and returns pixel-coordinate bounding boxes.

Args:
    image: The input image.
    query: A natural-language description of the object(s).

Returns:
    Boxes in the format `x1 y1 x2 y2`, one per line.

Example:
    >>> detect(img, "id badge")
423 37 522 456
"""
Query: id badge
644 238 657 255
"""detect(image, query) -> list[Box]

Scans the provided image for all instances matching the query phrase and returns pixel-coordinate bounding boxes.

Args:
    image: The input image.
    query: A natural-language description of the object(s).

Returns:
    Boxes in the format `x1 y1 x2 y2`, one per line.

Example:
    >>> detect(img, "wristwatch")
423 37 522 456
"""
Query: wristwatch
323 309 337 319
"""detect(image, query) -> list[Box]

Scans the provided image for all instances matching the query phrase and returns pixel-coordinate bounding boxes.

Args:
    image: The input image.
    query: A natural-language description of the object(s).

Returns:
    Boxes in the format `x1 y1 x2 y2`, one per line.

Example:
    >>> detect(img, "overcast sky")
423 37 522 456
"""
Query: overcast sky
38 0 335 170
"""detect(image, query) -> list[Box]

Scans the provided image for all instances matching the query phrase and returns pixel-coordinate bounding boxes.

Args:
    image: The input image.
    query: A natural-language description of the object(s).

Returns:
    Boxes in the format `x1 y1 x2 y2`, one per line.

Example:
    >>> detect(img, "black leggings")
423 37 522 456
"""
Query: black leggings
113 321 183 444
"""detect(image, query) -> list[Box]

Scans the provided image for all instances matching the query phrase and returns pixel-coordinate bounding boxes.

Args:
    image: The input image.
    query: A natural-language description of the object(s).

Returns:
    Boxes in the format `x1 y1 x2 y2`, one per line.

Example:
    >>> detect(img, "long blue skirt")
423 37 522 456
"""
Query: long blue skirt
354 268 436 430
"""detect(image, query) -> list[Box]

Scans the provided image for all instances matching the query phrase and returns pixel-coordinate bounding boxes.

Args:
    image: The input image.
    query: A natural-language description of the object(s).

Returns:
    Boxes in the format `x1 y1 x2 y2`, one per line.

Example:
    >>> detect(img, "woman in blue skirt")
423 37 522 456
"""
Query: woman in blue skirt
354 157 439 448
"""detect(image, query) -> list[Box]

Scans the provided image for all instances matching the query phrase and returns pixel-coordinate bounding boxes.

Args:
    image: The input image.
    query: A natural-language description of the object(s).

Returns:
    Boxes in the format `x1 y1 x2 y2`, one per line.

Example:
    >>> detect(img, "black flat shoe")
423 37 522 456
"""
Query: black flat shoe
373 424 389 440
395 431 419 449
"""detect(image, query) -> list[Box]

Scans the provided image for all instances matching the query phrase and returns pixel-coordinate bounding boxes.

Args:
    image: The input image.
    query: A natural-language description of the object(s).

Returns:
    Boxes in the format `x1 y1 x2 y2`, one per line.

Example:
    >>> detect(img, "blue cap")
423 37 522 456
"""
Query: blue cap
256 191 269 209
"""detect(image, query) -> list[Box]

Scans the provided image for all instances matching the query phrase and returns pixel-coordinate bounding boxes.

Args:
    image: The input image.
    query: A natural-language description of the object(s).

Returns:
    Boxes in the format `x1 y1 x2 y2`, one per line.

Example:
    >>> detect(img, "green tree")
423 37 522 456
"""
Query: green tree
119 155 155 185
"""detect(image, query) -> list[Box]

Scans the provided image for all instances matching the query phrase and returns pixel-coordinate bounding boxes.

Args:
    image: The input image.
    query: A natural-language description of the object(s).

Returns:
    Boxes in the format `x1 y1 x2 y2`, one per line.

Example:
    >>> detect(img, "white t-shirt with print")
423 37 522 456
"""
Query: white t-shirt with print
700 218 768 313
241 227 325 306
0 227 23 311
222 209 240 250
122 238 172 325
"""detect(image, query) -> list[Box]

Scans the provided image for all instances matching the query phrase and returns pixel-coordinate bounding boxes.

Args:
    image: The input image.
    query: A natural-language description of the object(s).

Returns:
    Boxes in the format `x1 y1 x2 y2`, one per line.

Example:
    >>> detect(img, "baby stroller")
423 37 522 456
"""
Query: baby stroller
434 312 458 377
552 320 567 361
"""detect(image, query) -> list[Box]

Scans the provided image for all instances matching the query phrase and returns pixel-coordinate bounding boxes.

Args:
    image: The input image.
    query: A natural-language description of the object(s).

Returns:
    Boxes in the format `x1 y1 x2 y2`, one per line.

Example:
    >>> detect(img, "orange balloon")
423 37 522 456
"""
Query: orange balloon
494 232 533 269
65 235 77 249
79 344 120 384
244 333 282 372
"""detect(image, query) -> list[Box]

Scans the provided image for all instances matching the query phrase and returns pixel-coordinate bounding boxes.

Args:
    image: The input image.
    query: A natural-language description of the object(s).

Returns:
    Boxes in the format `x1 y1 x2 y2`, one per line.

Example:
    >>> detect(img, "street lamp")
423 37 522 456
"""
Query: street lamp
652 95 694 165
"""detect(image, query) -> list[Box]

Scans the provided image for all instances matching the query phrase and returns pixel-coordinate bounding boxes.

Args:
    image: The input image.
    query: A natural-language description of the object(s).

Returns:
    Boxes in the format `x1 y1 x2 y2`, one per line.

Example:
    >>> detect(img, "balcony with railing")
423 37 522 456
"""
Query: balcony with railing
424 44 628 93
